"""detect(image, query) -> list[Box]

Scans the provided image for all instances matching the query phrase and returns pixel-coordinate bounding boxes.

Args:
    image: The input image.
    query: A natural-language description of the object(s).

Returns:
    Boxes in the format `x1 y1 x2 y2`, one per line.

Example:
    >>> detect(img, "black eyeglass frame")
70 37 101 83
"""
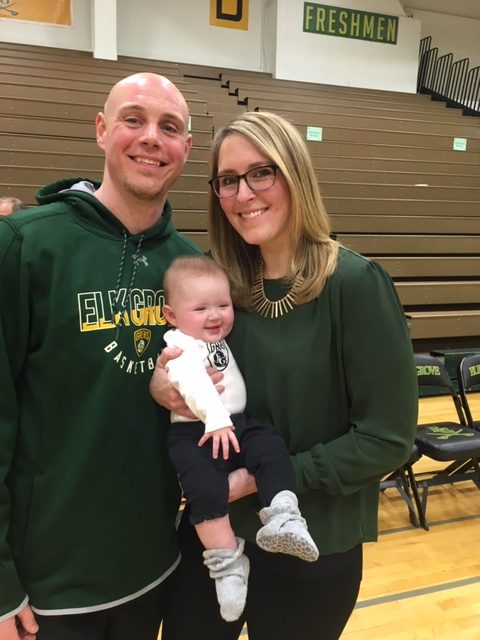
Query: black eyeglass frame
208 164 279 198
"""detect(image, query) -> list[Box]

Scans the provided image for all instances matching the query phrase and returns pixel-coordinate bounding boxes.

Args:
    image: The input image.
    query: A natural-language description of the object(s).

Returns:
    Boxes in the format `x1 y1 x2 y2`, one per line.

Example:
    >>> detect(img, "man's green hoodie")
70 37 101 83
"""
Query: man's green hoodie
0 179 201 618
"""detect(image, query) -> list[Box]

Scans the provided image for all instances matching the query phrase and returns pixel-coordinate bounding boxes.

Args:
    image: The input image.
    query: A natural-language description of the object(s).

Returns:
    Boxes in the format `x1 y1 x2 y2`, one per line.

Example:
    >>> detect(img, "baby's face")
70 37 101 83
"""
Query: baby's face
166 272 234 343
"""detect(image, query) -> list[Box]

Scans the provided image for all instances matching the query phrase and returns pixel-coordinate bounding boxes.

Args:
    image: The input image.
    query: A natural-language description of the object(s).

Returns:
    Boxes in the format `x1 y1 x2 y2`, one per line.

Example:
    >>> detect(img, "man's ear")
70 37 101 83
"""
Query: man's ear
96 112 107 150
163 304 177 327
182 133 193 164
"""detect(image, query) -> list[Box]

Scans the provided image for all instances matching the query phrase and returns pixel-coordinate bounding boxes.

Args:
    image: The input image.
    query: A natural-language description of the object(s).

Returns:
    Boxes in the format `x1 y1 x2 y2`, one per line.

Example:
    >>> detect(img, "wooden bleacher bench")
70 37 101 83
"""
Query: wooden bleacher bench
330 214 480 234
304 125 480 151
396 281 480 306
0 97 212 131
0 79 202 108
405 310 480 340
313 154 480 179
252 106 480 138
0 42 182 76
308 139 480 162
242 94 476 121
324 195 479 216
171 210 207 231
336 233 480 255
376 255 480 278
222 71 454 105
236 86 467 114
0 54 183 84
0 88 208 118
321 183 480 202
0 115 213 146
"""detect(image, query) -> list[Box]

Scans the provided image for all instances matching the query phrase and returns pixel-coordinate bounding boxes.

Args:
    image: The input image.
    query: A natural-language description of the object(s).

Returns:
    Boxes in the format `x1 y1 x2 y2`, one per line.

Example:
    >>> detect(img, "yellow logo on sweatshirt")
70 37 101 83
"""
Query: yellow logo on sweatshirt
134 329 151 357
77 289 167 332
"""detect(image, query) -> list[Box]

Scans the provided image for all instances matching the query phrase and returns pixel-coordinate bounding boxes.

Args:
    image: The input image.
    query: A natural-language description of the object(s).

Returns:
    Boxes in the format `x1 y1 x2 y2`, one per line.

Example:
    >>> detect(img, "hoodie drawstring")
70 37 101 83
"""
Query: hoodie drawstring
112 230 145 339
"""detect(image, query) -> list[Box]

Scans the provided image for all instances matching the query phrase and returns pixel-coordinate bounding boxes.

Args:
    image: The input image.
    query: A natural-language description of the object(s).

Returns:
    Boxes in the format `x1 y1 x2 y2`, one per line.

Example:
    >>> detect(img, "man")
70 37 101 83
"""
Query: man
0 197 28 216
0 73 202 640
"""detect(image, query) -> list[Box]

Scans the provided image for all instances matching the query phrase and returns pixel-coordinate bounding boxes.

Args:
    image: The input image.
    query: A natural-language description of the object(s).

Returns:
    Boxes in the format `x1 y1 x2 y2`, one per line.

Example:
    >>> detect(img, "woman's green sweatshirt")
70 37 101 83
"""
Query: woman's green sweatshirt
228 248 418 554
0 179 201 617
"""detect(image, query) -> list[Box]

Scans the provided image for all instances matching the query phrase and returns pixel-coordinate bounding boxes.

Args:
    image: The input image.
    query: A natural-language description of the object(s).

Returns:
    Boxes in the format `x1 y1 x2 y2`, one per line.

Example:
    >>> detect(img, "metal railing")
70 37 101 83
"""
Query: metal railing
417 36 480 116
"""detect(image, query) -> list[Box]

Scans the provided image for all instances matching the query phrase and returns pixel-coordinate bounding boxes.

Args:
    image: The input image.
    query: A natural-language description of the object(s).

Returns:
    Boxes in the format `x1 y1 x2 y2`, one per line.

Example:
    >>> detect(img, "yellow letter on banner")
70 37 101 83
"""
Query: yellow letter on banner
210 0 249 30
0 0 71 25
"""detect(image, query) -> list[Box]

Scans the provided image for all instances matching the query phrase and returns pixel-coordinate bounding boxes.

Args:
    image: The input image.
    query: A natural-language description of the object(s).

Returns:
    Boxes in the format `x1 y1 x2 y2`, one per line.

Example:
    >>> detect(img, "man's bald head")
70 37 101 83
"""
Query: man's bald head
103 73 190 127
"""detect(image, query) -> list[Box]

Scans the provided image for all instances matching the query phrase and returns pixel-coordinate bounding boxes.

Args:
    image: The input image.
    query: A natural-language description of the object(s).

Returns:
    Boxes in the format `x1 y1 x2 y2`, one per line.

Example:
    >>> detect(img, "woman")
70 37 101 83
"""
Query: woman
154 111 418 640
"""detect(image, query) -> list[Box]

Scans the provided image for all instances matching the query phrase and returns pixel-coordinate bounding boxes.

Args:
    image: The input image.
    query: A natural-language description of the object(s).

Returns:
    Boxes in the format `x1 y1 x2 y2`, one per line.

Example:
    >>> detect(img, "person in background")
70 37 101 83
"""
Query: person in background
0 197 28 216
0 72 201 640
151 111 418 640
161 255 318 622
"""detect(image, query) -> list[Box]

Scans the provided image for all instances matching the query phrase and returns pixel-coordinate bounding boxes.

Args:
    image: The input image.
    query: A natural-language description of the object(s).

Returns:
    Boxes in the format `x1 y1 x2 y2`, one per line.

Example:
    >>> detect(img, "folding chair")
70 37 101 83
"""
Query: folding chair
458 353 480 431
378 310 427 529
414 354 480 527
380 444 427 530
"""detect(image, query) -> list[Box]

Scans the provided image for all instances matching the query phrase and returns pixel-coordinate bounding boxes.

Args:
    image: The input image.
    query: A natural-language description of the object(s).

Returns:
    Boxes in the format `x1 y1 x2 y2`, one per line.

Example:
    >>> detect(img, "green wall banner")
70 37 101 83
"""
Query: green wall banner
210 0 249 30
0 0 71 25
303 3 398 45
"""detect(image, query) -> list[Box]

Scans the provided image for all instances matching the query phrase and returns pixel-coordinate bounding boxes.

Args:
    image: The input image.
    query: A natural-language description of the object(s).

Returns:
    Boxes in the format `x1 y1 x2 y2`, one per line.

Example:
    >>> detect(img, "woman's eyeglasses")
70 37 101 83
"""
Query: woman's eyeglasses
209 165 278 198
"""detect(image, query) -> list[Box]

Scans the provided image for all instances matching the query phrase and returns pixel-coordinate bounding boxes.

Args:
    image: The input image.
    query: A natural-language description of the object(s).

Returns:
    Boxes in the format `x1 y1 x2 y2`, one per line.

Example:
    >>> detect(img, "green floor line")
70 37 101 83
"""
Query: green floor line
237 576 480 634
378 523 419 535
429 513 480 527
379 511 480 536
355 575 480 609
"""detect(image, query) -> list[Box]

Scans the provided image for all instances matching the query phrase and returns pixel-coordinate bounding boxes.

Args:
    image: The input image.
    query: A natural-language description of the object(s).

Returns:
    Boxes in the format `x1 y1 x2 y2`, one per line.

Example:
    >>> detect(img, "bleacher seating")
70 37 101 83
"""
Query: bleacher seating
1 42 479 349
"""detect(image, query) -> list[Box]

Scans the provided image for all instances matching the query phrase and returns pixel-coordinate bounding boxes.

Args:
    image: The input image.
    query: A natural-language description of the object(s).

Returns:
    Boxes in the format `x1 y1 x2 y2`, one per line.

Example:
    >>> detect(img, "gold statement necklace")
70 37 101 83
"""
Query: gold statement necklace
251 262 304 319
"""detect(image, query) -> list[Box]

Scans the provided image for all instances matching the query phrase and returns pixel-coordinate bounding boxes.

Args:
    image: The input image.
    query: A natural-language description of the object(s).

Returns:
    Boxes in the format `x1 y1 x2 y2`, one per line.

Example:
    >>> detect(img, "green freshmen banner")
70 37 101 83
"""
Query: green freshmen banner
303 3 398 45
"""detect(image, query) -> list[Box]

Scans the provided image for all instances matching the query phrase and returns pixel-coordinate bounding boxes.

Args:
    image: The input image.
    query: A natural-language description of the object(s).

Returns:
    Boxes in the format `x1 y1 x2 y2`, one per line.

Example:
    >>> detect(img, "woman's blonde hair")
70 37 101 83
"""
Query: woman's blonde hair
207 111 339 308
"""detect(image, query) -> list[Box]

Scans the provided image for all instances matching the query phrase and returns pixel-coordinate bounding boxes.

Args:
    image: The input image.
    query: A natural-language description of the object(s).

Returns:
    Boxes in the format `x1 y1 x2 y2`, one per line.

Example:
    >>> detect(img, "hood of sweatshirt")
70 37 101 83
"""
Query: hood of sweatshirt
36 178 177 245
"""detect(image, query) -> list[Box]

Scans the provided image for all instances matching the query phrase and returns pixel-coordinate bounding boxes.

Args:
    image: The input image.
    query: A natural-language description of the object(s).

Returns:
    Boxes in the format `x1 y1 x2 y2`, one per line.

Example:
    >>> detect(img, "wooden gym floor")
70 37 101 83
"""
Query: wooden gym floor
341 393 480 640
159 393 480 639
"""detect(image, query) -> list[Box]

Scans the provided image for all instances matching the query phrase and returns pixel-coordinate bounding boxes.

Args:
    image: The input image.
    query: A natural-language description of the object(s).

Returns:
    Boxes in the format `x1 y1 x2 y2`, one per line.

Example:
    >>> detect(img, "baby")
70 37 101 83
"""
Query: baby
162 256 318 622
